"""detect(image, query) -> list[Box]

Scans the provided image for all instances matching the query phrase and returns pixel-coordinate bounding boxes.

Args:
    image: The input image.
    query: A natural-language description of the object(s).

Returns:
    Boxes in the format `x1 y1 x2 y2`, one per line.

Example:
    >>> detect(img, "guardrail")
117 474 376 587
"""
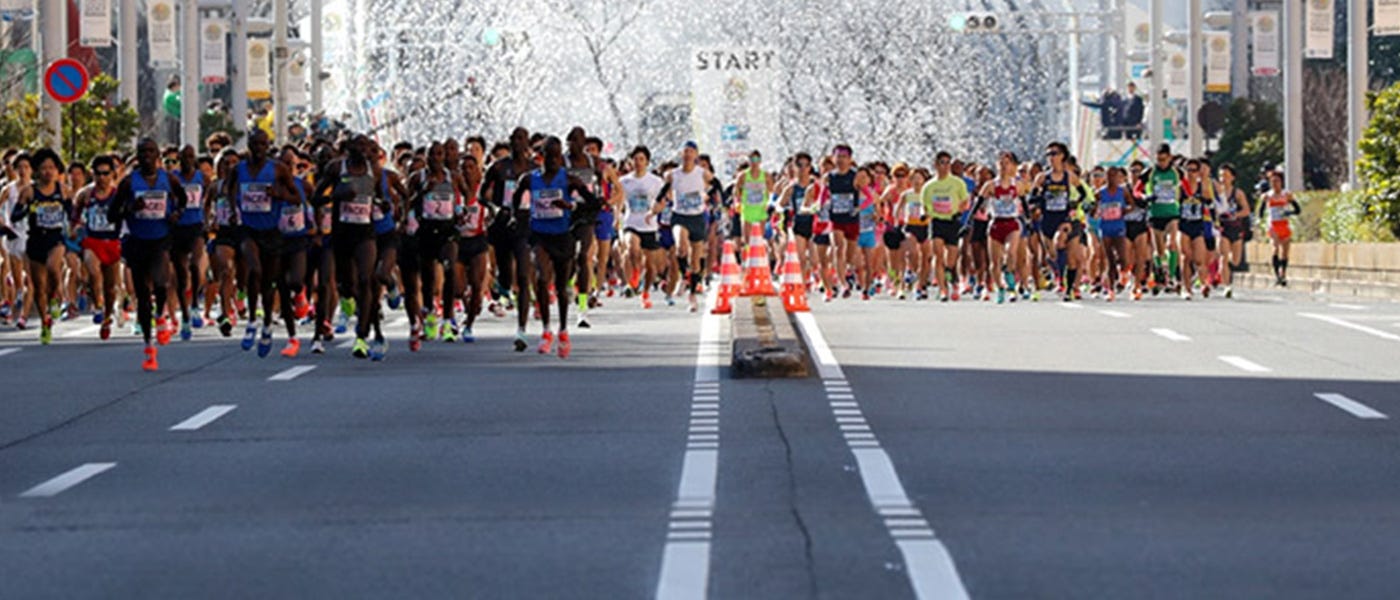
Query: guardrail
1239 241 1400 300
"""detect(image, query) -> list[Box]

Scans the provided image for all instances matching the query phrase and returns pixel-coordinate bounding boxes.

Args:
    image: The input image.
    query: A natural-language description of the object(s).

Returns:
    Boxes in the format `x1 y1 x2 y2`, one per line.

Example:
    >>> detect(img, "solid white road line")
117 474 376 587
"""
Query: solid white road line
268 365 317 381
1299 313 1400 342
0 348 20 357
1150 328 1192 342
63 324 101 338
1099 310 1131 318
19 463 117 498
169 405 238 431
1218 355 1272 373
1314 393 1388 420
657 290 722 600
1328 303 1366 310
794 313 970 600
1057 302 1084 310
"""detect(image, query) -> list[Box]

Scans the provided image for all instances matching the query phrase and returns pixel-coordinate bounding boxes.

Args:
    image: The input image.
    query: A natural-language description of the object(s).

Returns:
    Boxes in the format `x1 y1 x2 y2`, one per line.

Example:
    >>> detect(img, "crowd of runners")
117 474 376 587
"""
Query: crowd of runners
0 128 1303 370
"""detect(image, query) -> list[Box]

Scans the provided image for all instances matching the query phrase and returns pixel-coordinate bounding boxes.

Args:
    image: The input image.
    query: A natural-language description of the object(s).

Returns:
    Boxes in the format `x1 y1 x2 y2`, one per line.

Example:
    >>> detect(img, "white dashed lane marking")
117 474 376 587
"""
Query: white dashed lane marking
19 463 117 498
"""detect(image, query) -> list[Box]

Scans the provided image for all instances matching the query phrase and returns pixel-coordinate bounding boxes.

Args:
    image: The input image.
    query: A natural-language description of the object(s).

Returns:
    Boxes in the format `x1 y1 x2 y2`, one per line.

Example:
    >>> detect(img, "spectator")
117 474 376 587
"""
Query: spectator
1082 87 1124 140
162 76 182 145
1122 82 1145 140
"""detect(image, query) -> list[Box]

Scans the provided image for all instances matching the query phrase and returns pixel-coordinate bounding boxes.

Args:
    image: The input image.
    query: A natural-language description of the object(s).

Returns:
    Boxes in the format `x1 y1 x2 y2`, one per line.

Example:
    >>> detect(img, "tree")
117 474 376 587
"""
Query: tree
1212 97 1283 194
1358 82 1400 237
0 74 138 163
539 0 651 148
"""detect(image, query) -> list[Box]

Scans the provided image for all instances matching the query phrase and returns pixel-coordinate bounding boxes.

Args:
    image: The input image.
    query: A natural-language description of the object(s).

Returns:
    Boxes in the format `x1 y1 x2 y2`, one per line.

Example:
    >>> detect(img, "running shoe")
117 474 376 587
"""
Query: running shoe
156 318 173 346
218 315 233 338
386 285 402 310
311 339 325 355
1224 286 1234 299
514 330 528 352
293 292 310 320
996 288 1006 304
687 295 698 313
557 331 571 359
39 318 52 345
241 323 257 351
665 294 676 307
100 320 111 341
489 302 506 318
142 346 159 372
191 315 204 329
180 319 193 342
409 322 423 352
442 321 459 343
370 337 387 361
280 338 301 358
424 313 439 341
351 338 370 359
461 326 475 343
641 293 653 310
334 312 349 335
1202 285 1211 299
257 327 273 358
91 311 103 325
538 331 554 355
16 316 27 330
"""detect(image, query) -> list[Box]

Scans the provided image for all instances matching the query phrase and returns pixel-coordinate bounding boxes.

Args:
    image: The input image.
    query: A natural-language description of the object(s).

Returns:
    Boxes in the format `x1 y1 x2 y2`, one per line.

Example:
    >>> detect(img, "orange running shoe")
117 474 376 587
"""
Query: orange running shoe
142 346 159 371
155 317 173 346
557 331 571 359
280 338 301 358
538 330 554 355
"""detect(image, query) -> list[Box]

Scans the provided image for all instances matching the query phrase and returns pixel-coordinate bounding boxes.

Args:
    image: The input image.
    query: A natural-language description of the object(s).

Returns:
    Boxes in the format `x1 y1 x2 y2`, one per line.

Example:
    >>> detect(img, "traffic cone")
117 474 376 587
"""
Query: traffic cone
780 239 810 312
711 240 742 315
740 224 777 297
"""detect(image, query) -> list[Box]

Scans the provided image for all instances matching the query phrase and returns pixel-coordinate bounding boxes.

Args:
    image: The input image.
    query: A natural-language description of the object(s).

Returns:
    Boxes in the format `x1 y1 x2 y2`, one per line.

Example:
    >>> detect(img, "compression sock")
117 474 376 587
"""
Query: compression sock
1168 251 1179 281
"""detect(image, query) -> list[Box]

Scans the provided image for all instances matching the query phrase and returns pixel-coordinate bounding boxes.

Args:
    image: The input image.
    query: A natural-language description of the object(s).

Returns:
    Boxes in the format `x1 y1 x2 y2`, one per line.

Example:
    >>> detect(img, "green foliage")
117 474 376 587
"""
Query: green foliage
1290 191 1328 243
1212 97 1283 194
1318 190 1398 243
1358 82 1400 238
0 74 138 164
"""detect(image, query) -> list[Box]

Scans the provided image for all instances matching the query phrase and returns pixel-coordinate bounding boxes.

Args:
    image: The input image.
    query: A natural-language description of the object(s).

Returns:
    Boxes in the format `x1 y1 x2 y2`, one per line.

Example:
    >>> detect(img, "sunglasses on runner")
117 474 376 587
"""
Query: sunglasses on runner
94 170 112 176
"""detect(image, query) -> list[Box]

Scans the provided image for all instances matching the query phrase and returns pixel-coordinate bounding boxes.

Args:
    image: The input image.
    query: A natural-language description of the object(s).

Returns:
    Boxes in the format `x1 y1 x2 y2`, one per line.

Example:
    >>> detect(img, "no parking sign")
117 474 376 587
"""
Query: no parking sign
44 59 90 104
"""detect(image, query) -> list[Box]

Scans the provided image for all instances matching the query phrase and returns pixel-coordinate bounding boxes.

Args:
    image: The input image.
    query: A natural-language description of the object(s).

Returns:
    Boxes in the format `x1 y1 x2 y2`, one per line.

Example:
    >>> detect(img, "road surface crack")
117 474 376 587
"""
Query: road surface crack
768 383 819 599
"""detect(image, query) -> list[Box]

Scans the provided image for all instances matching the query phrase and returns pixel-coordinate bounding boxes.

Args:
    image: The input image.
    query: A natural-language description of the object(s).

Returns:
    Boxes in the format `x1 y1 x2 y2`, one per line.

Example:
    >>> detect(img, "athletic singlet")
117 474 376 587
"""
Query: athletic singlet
621 172 663 233
857 187 877 233
175 170 206 227
902 189 928 225
330 159 384 236
529 168 572 235
1216 185 1243 221
738 170 768 223
671 166 707 216
26 186 70 238
990 182 1021 220
1181 184 1208 221
83 187 119 240
1146 167 1183 218
1041 171 1072 215
234 160 278 231
827 170 857 224
417 171 459 223
1097 186 1126 223
1266 191 1293 224
278 178 312 237
789 182 808 216
126 170 175 240
566 154 599 204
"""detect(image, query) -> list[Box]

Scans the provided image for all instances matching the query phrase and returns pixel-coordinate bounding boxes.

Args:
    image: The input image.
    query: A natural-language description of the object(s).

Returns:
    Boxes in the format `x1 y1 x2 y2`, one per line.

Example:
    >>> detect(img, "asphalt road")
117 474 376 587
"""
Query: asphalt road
3 287 1400 599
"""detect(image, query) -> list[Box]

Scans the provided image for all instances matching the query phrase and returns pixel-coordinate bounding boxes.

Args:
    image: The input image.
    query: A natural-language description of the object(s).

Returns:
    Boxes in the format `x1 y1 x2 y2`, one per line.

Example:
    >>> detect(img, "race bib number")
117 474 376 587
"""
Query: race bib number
744 182 766 206
136 191 168 220
184 184 203 210
1154 184 1178 205
1045 192 1068 212
532 187 565 221
371 203 386 222
992 198 1018 218
340 197 372 225
677 191 704 213
459 203 483 234
627 192 651 214
1125 207 1147 222
1269 206 1288 223
423 191 454 221
35 202 66 229
905 200 924 220
86 205 114 232
279 203 307 233
1099 203 1123 221
931 196 954 215
858 210 876 233
214 198 233 226
240 183 272 213
1181 202 1203 220
831 193 855 214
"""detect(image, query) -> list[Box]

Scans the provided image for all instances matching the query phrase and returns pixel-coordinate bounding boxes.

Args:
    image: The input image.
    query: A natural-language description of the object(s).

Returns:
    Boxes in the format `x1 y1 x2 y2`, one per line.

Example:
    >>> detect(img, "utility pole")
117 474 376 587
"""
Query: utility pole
1230 0 1249 99
1187 0 1203 156
40 0 65 148
1148 0 1163 152
182 0 200 148
272 0 288 141
1069 12 1081 154
231 0 248 148
120 0 138 110
1283 0 1304 189
1347 0 1369 189
310 0 323 114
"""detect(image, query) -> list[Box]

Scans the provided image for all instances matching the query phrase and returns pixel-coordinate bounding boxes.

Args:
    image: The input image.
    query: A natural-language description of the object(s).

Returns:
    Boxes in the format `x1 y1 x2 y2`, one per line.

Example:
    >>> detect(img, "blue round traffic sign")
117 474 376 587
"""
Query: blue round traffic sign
44 59 89 104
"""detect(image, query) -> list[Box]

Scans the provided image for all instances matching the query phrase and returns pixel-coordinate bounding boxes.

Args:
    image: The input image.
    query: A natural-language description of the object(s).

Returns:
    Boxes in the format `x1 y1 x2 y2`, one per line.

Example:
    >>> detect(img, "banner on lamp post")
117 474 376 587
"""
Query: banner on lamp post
1204 32 1231 94
148 0 177 68
1377 0 1400 36
1165 45 1188 100
200 18 227 85
80 0 111 47
1251 11 1280 76
1305 0 1334 59
247 38 271 95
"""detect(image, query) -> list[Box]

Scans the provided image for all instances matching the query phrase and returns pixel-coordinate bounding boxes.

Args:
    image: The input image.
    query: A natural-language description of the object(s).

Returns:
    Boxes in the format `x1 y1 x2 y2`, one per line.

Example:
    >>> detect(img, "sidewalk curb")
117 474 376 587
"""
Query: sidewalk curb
731 297 810 379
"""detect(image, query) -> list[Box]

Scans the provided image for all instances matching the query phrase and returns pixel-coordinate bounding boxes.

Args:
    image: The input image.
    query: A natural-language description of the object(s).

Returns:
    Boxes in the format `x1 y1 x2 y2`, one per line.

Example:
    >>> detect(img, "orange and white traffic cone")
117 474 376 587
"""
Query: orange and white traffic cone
740 224 777 297
780 239 810 312
711 240 742 315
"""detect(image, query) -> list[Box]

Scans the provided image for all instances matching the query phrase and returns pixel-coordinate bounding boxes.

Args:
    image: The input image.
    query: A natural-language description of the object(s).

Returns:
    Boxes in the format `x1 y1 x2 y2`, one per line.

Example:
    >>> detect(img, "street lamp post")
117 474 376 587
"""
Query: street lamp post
1283 0 1304 189
1148 0 1163 152
182 0 200 148
1348 0 1370 189
40 0 65 148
